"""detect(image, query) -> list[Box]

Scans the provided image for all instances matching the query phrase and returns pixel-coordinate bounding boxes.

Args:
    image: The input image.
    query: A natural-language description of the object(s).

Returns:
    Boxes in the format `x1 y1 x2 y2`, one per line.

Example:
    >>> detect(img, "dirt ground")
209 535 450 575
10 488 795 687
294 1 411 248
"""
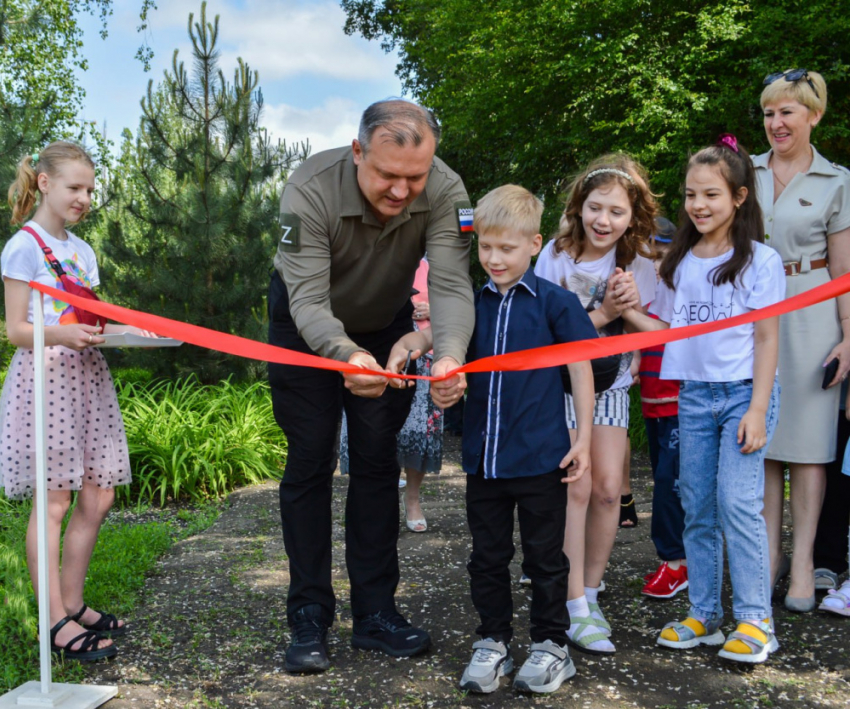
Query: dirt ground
85 435 850 708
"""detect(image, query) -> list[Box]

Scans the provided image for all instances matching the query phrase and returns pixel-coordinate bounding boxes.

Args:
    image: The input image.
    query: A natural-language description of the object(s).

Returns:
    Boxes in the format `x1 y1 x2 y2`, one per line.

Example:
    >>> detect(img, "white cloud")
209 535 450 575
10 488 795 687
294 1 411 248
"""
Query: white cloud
261 97 363 155
123 0 398 81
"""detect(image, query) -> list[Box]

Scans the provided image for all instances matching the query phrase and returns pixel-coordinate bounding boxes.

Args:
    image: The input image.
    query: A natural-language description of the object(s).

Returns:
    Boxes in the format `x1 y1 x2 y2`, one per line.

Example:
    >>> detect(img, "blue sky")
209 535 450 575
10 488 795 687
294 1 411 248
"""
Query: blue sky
76 0 403 155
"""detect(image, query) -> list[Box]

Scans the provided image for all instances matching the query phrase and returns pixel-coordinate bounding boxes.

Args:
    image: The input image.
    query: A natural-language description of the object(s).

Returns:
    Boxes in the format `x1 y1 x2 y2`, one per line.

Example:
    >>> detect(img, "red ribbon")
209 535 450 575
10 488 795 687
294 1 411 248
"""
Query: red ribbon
29 272 850 381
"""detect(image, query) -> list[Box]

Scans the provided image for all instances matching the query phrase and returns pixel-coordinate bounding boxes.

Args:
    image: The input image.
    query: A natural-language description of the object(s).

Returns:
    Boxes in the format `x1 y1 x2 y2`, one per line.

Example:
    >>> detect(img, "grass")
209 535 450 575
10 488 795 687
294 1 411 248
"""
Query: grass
116 377 287 506
0 494 222 691
0 369 284 688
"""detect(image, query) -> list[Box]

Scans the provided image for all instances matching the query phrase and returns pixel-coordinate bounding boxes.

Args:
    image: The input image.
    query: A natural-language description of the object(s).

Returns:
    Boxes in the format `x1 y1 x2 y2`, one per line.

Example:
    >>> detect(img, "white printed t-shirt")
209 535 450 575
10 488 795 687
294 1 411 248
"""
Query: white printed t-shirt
649 241 785 382
1 221 100 327
535 240 657 390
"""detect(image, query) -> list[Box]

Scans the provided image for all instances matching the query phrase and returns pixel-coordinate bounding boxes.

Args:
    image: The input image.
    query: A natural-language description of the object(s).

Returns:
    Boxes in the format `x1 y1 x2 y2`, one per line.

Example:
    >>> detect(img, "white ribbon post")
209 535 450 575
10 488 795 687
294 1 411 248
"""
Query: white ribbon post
0 291 116 708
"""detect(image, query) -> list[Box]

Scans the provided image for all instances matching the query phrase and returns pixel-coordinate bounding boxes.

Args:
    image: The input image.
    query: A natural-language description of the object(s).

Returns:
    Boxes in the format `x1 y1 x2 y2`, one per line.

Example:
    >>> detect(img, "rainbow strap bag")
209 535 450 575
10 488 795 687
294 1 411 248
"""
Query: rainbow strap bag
23 225 108 330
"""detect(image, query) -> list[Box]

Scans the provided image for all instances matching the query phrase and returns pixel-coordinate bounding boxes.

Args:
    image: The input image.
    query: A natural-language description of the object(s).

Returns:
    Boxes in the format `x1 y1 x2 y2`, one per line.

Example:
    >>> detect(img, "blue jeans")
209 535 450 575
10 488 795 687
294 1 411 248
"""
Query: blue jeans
678 379 780 623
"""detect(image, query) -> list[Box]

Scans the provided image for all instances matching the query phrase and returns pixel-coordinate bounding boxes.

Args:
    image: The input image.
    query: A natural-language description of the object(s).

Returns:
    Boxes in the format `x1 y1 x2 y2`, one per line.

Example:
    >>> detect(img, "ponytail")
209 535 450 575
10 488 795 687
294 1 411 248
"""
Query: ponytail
8 155 40 225
7 141 95 225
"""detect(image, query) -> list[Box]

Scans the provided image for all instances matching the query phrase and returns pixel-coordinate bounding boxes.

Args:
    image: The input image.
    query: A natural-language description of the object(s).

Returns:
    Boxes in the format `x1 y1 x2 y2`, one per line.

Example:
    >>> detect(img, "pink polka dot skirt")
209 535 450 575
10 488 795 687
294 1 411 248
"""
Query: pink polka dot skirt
0 346 131 500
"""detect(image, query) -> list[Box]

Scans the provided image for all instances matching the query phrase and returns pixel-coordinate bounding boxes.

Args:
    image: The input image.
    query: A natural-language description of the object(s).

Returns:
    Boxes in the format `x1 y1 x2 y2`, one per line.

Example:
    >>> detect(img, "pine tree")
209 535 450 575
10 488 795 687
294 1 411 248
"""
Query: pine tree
102 1 308 382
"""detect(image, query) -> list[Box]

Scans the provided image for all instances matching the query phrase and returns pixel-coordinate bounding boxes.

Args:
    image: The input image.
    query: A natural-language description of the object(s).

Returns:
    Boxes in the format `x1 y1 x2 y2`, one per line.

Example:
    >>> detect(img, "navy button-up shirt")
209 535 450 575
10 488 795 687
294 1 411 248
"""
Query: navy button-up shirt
462 269 598 479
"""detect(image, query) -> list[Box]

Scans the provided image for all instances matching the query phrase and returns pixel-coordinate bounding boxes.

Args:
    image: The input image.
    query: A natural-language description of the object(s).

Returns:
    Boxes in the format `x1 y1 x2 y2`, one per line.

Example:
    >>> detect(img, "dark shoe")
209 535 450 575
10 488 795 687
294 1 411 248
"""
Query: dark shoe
619 494 638 528
352 609 431 657
50 616 117 662
71 603 127 638
285 605 330 673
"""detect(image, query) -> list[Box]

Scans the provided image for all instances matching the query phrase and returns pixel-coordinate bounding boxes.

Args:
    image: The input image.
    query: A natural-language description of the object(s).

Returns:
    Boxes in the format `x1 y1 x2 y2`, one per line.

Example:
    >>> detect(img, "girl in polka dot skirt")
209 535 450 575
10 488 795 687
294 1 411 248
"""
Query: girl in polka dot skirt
2 142 153 661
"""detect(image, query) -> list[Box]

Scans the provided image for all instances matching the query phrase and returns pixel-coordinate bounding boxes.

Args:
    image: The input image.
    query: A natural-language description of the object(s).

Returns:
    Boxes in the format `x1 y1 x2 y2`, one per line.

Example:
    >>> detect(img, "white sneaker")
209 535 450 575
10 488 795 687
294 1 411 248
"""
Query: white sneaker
513 640 576 693
459 639 513 693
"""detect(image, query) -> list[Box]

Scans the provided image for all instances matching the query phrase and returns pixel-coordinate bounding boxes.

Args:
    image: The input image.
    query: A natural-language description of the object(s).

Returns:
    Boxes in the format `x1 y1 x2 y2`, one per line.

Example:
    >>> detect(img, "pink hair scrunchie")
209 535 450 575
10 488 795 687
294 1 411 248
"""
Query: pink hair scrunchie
717 133 739 153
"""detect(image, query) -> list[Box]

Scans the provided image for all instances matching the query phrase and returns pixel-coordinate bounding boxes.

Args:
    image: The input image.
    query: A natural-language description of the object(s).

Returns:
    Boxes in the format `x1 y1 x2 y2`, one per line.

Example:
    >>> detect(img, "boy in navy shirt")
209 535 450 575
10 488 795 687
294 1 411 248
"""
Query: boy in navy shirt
386 185 596 694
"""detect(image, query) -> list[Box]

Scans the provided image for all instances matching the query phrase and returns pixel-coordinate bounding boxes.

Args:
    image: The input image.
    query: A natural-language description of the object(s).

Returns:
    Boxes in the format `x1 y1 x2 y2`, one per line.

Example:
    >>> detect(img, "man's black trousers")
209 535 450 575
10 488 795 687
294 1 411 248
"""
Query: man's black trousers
268 272 415 625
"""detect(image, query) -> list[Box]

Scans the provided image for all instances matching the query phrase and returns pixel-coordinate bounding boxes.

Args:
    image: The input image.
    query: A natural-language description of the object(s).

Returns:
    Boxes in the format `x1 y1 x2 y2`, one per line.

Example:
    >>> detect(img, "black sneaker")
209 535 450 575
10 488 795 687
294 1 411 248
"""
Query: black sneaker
285 605 330 673
352 609 431 657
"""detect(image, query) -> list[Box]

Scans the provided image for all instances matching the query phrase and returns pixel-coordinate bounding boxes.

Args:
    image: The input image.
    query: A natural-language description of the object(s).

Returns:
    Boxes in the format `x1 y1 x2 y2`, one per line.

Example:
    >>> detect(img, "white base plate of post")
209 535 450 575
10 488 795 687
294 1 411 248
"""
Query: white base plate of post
0 682 116 708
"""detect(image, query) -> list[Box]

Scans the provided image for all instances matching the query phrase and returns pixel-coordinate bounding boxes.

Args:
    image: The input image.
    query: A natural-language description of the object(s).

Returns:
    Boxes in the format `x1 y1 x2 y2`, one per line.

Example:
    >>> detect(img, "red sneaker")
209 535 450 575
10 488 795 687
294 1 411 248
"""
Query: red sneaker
642 562 688 599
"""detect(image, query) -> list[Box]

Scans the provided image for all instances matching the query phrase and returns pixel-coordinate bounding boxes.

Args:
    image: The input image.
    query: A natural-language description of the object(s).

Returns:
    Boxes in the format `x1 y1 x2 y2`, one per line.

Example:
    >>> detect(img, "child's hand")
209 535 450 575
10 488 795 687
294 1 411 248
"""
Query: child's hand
559 440 590 483
59 324 103 351
599 275 629 320
123 326 159 338
602 269 639 318
737 407 768 453
610 270 640 310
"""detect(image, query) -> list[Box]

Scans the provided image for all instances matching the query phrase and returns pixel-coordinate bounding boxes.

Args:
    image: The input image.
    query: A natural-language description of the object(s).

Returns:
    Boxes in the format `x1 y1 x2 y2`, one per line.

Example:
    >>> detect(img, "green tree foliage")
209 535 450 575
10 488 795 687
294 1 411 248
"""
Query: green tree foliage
102 2 308 382
0 1 116 228
342 0 850 224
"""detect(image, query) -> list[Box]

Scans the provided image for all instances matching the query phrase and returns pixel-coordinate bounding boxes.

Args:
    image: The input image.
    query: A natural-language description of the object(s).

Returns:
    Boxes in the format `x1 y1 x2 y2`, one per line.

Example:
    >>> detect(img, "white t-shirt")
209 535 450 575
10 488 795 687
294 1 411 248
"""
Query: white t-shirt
535 240 657 390
649 242 785 382
1 221 100 327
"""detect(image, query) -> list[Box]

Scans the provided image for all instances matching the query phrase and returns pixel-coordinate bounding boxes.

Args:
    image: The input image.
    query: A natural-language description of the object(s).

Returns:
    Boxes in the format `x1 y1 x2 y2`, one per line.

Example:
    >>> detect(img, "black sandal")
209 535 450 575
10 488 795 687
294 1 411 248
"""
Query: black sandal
619 494 639 528
71 603 127 637
50 616 117 662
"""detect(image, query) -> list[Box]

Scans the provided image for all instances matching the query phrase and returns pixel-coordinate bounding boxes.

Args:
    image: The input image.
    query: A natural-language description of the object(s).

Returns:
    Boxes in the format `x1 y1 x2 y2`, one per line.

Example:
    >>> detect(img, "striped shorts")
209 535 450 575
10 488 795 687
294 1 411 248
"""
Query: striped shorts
566 385 630 429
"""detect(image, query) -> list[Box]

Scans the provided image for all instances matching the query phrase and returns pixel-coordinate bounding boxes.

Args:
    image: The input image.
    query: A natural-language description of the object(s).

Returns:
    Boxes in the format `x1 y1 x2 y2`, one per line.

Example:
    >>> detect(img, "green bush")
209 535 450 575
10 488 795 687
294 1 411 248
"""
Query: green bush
628 385 649 455
0 320 13 385
117 377 286 506
111 366 156 387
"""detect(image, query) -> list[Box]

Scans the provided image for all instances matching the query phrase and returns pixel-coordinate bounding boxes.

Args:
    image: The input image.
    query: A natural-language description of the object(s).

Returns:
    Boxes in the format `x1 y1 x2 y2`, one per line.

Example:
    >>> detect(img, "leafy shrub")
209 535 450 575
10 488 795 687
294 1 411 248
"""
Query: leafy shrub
116 377 286 506
628 385 649 455
111 366 156 387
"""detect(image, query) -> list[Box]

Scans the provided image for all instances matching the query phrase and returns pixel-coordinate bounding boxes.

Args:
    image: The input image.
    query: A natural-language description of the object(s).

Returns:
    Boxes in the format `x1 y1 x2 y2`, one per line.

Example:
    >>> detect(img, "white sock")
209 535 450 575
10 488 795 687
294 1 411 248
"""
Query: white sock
567 595 589 619
566 595 615 653
584 586 610 634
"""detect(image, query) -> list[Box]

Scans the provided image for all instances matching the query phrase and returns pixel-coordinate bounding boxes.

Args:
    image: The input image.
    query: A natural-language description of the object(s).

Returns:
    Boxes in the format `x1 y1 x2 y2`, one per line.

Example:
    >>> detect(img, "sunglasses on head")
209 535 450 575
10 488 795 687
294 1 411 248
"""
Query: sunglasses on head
763 68 820 99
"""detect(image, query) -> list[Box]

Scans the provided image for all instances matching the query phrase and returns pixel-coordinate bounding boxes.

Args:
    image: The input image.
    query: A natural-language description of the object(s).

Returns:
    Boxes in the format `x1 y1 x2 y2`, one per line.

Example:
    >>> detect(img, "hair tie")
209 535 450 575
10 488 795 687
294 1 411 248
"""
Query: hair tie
583 168 635 186
716 134 739 154
31 152 39 166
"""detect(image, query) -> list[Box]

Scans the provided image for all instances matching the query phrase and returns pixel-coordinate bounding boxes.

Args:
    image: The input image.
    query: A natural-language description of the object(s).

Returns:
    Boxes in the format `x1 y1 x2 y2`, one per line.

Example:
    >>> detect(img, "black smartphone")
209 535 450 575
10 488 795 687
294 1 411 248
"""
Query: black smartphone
822 358 839 389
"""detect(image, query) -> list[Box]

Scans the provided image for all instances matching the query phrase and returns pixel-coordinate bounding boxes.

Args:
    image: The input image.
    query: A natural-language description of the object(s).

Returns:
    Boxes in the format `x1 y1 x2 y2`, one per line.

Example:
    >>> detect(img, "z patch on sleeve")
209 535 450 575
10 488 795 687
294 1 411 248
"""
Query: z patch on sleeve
455 200 474 235
278 213 301 252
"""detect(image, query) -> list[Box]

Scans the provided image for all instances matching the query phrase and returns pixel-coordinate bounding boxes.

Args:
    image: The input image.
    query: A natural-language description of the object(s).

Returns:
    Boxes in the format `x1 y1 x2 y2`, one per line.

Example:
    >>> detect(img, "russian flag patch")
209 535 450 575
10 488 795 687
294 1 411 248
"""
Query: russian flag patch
456 201 474 233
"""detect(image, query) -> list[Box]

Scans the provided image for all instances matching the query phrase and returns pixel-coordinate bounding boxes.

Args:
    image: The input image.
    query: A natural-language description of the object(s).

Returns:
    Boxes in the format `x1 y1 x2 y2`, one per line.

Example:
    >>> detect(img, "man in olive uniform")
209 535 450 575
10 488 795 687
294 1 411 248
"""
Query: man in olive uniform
268 99 474 673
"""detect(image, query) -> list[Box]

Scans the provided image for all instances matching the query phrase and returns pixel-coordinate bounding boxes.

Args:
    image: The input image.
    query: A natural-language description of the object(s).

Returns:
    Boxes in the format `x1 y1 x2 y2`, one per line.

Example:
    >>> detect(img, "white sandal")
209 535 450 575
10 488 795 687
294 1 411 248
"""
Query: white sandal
402 497 427 533
819 579 850 617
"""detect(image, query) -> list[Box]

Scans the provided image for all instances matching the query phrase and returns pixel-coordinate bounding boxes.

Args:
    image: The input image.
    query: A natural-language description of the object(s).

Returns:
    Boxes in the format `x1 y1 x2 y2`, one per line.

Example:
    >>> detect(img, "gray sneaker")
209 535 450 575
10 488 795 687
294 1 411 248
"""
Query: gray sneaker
513 640 576 693
459 639 513 693
815 568 840 591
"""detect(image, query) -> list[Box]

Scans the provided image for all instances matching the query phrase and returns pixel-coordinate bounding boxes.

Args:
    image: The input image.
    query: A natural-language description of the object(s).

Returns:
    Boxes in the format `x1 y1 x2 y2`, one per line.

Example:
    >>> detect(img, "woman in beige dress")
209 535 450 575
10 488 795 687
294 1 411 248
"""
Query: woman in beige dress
755 70 850 612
